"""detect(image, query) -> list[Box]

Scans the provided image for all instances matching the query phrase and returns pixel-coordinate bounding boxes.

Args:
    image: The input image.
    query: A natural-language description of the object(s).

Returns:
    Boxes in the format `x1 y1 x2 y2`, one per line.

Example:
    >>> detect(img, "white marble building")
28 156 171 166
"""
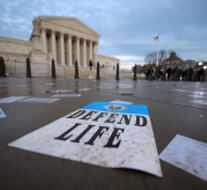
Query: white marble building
0 16 119 78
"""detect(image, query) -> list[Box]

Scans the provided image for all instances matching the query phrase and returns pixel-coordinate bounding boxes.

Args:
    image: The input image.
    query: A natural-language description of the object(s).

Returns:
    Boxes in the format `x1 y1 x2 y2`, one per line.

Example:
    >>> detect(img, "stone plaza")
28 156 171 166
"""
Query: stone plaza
0 77 207 190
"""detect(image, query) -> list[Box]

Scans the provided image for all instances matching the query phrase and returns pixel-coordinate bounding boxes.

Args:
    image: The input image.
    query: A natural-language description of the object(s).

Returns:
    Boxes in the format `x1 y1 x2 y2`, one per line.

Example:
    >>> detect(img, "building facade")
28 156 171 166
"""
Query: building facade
0 16 119 78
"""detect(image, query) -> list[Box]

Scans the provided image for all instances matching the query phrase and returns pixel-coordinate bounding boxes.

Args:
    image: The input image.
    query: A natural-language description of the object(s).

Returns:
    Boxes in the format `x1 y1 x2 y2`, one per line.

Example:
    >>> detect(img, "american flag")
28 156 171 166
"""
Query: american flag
153 36 159 41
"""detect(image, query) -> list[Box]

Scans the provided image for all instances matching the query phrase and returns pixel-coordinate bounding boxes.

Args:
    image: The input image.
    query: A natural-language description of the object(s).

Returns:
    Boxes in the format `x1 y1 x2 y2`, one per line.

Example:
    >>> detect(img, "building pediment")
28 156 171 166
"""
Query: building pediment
39 16 100 38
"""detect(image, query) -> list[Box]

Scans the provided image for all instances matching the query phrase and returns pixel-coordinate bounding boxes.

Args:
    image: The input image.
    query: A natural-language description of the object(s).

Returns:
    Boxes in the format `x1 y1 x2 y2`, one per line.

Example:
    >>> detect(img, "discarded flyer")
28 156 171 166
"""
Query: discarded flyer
189 94 207 99
109 100 133 104
172 89 188 93
99 86 115 89
52 94 81 98
118 84 133 89
0 108 6 119
18 97 60 103
78 88 91 92
191 100 207 105
9 101 162 177
160 135 207 182
191 91 207 95
50 89 73 94
0 96 28 104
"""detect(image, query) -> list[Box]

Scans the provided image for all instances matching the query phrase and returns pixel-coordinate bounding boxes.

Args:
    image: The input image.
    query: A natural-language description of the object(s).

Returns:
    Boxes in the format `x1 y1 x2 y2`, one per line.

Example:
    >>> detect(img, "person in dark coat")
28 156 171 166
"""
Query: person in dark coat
189 68 193 81
0 56 6 77
178 68 184 81
183 69 186 81
166 67 172 81
145 69 150 80
199 68 205 82
173 67 179 81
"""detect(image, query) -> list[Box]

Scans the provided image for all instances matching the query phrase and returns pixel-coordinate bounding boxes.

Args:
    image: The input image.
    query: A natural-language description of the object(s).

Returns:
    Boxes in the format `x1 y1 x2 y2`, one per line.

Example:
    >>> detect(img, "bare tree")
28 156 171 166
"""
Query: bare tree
145 50 168 65
144 52 156 64
159 50 167 64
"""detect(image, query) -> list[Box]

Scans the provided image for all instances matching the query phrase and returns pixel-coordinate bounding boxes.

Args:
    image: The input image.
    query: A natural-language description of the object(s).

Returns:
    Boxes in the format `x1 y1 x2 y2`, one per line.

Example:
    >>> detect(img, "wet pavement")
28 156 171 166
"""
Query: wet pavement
0 77 207 190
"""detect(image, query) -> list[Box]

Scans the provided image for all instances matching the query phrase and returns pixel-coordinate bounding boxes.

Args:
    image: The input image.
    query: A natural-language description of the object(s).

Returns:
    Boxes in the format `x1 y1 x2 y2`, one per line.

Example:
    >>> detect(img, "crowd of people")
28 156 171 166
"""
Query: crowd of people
144 65 206 82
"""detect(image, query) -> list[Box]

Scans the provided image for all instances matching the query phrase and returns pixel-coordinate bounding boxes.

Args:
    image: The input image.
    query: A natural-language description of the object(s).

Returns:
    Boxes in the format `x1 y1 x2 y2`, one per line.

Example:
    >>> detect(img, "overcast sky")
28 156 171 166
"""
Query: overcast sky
0 0 207 68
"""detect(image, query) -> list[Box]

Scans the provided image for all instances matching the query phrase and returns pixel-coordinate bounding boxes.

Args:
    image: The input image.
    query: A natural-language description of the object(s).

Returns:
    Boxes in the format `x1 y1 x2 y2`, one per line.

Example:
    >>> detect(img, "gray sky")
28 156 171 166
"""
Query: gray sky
0 0 207 68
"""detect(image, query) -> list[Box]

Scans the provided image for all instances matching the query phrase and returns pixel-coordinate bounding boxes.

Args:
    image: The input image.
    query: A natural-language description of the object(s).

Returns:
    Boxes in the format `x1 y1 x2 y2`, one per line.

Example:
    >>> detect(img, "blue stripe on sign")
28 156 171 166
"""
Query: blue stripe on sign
82 101 149 115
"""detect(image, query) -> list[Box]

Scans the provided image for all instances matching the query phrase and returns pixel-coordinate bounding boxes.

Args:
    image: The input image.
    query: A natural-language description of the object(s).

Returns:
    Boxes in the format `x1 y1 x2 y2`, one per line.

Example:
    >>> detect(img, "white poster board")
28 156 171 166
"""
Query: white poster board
160 135 207 181
9 101 162 177
0 96 28 104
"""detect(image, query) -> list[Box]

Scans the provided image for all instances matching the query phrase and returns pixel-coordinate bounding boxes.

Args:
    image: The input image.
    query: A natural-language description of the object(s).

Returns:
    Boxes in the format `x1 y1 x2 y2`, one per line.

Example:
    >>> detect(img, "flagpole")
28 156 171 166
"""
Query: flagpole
153 35 160 65
156 37 159 65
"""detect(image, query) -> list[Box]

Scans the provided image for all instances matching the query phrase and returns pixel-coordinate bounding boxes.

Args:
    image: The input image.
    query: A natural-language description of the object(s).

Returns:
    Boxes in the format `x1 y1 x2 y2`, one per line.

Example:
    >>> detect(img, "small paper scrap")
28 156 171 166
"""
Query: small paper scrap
109 100 133 105
0 108 6 119
18 97 60 103
118 84 133 89
52 94 81 98
50 89 73 94
78 88 91 92
172 89 188 92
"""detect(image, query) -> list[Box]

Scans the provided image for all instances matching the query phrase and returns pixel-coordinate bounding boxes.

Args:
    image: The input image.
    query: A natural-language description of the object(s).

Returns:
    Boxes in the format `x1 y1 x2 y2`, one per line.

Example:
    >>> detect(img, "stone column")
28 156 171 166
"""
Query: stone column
60 32 65 65
94 41 98 64
89 40 92 62
76 37 80 64
83 39 87 67
67 35 72 66
41 28 47 53
51 31 57 62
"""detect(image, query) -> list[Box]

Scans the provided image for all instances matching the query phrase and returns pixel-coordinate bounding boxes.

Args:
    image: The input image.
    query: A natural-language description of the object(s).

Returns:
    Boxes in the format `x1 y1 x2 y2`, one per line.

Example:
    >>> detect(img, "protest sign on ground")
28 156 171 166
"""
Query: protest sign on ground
9 101 162 177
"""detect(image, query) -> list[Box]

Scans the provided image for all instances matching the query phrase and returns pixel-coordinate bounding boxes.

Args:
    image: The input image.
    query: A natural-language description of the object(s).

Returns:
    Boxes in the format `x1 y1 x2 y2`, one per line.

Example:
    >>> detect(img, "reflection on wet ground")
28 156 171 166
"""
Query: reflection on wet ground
0 77 207 109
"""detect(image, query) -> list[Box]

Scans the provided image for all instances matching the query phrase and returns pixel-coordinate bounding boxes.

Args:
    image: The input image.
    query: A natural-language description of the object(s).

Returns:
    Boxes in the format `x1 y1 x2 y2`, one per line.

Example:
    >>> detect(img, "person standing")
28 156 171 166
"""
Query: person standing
166 67 172 81
0 56 6 77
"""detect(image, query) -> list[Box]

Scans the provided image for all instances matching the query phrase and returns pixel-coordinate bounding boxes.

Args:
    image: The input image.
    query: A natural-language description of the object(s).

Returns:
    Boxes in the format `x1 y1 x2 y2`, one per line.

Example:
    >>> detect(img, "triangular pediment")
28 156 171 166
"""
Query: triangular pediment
39 16 100 38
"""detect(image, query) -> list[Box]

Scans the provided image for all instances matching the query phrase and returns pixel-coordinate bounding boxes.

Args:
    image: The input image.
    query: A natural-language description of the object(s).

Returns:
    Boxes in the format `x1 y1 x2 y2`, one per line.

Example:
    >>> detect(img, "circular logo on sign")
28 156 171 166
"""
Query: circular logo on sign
104 105 126 111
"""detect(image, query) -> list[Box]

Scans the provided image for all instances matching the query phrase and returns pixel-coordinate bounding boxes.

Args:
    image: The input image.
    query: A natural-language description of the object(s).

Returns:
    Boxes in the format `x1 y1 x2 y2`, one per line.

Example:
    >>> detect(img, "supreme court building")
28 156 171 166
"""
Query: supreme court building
0 16 119 78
